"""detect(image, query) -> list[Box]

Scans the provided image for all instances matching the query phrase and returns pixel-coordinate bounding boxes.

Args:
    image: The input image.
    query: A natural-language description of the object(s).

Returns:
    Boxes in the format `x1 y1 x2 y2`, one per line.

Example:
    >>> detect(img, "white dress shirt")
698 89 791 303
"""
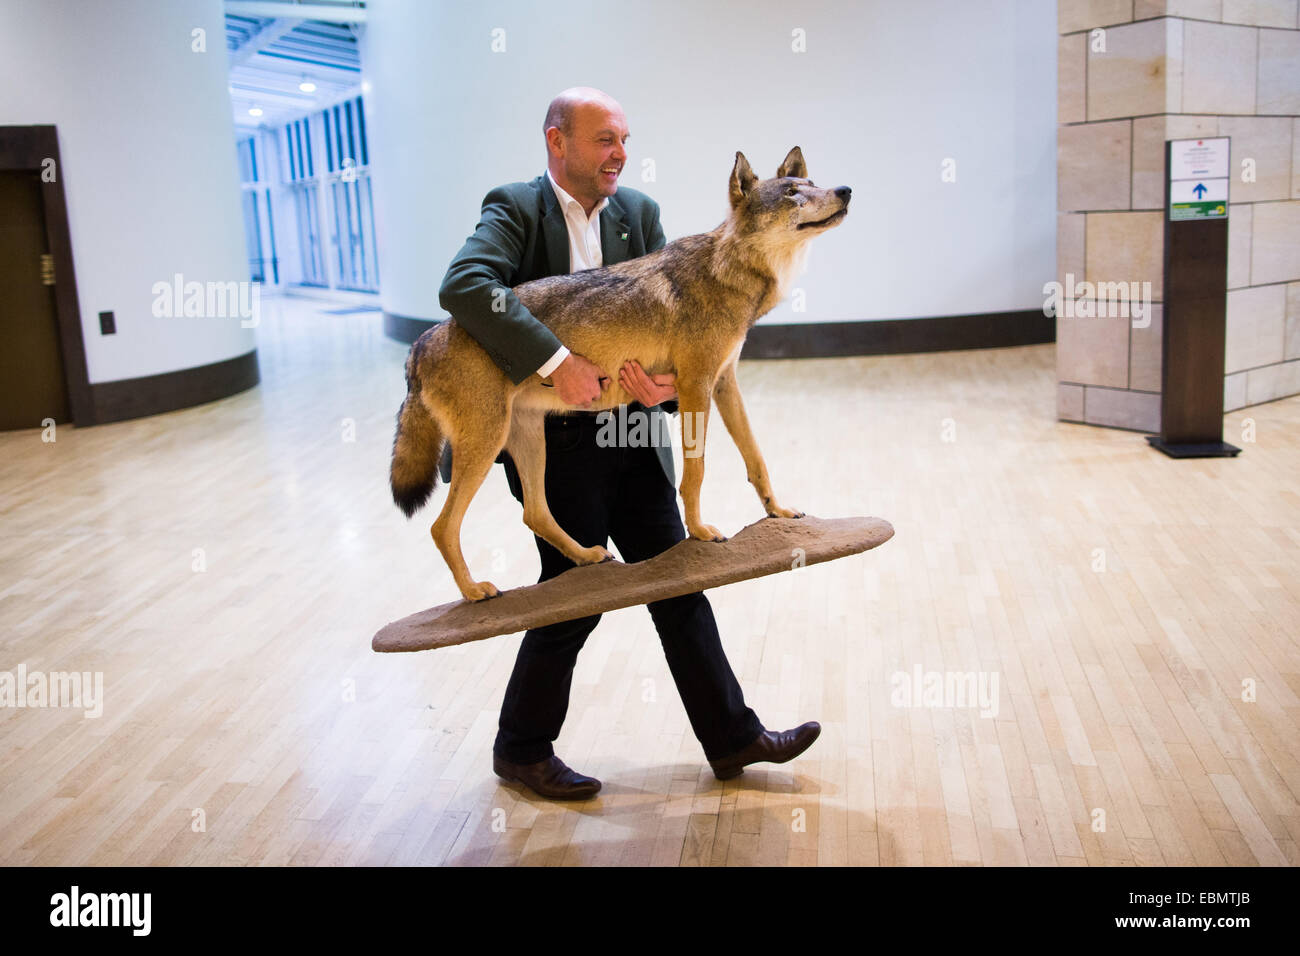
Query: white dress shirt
534 169 610 379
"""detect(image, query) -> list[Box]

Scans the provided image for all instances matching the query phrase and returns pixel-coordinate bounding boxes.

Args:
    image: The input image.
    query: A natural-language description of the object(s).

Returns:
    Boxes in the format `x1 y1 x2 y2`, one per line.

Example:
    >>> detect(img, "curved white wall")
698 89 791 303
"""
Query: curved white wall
0 0 255 383
363 0 1056 325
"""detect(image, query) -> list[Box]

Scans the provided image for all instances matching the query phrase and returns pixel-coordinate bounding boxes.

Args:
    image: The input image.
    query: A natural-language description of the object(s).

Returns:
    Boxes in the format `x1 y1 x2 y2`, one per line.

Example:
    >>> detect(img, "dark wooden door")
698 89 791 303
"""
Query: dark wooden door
0 169 69 430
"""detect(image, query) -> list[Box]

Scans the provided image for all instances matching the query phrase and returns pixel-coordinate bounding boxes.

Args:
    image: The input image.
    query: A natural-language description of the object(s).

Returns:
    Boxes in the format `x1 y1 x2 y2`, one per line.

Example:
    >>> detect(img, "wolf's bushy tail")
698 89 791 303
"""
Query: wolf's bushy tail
390 387 444 518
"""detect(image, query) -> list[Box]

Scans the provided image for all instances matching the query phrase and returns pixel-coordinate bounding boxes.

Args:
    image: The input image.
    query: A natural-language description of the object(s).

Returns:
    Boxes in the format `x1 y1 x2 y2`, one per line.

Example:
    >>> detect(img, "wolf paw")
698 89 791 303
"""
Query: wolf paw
576 545 615 565
463 580 501 602
766 505 805 519
689 523 727 543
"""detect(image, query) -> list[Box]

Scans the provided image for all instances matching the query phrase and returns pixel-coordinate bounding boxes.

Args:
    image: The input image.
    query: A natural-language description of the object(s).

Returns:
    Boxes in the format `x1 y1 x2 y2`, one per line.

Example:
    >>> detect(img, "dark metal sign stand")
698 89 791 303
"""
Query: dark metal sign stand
1147 137 1241 459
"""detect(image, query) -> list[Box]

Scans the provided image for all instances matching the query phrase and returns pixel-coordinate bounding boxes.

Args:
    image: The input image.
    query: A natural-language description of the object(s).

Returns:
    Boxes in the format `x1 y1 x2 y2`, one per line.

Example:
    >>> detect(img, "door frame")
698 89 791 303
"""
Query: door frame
0 125 93 426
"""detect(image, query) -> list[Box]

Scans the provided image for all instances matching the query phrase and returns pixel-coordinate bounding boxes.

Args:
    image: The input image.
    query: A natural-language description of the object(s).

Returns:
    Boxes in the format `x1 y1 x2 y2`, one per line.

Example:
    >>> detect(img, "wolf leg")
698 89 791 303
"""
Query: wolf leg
431 409 509 602
505 410 614 566
676 378 726 543
712 363 804 519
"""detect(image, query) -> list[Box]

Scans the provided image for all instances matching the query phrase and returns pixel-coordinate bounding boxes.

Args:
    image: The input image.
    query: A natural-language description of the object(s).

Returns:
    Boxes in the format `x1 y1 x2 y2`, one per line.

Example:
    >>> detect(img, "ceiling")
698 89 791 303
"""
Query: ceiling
226 1 366 134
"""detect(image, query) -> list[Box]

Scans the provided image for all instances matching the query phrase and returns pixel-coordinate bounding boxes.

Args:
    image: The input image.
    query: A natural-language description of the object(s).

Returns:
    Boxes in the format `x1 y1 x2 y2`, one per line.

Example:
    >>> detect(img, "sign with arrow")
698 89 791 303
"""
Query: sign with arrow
1168 137 1229 221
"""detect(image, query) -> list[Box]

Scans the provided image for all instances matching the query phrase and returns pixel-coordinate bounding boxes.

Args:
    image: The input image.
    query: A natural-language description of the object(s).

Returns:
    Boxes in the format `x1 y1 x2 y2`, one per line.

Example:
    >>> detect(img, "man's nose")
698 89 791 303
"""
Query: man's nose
835 186 852 203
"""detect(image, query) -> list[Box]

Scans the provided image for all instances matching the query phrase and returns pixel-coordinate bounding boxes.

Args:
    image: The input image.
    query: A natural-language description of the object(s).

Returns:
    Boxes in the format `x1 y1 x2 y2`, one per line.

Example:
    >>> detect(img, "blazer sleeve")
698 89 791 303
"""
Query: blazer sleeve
438 186 565 386
642 200 679 416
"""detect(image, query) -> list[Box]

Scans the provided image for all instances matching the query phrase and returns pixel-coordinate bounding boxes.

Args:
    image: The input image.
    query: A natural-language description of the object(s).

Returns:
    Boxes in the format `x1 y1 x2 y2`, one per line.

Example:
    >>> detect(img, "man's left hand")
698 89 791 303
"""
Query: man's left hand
618 360 677 407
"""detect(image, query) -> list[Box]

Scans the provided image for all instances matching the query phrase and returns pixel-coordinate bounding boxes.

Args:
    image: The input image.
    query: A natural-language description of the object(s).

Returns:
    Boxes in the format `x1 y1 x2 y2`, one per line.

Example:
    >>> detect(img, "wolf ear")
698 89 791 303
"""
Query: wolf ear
776 146 807 180
729 151 758 208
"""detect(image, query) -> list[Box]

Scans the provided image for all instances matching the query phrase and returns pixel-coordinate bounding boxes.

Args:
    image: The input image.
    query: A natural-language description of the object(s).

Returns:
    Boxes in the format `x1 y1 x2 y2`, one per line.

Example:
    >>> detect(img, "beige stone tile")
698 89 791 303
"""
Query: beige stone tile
1131 303 1164 390
1226 283 1287 371
1088 19 1181 121
1084 387 1161 431
1258 28 1300 114
1221 0 1297 27
1285 281 1300 360
1058 309 1132 387
1060 34 1087 124
1242 359 1300 404
1294 119 1300 199
1227 203 1253 289
1218 117 1293 203
1244 361 1293 403
1224 371 1248 410
1059 383 1086 420
1059 213 1086 284
1250 200 1300 285
1060 121 1133 211
1280 358 1300 397
1182 20 1257 114
1061 0 1136 34
1135 0 1223 17
1132 115 1218 208
1086 211 1164 288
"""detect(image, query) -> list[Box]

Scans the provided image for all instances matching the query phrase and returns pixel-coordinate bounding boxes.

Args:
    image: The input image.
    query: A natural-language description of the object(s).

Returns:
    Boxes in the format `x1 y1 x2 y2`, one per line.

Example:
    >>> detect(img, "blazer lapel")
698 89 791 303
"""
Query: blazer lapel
538 174 572 278
599 194 631 266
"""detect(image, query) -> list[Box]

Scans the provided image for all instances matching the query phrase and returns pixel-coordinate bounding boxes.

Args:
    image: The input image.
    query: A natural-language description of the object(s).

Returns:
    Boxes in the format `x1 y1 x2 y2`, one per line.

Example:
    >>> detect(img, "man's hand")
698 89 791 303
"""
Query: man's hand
548 352 609 408
619 360 677 407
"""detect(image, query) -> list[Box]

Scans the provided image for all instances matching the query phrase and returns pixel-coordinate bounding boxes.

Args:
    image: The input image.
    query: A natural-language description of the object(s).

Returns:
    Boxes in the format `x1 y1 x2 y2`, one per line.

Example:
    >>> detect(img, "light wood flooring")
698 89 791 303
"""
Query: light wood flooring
1 295 1297 866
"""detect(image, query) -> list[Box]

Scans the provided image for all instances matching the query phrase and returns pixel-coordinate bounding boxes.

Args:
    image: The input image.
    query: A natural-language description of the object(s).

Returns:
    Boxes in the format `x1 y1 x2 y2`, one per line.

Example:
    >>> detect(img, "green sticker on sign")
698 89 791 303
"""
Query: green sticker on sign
1171 201 1228 221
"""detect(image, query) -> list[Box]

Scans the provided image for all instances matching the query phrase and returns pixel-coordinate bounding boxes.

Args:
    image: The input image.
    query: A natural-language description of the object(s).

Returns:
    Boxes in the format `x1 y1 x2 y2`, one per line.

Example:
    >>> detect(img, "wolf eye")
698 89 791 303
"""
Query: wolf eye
785 185 799 196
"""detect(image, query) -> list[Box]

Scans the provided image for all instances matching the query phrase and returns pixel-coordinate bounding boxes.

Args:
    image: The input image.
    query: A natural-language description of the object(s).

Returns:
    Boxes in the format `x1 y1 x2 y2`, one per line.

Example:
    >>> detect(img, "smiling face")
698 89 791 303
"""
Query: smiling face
546 98 629 215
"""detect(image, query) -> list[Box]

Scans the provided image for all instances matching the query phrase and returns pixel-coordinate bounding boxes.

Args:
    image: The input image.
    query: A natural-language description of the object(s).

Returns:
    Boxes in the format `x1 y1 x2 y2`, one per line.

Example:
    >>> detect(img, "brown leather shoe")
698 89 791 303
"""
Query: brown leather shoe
493 754 601 800
709 721 822 780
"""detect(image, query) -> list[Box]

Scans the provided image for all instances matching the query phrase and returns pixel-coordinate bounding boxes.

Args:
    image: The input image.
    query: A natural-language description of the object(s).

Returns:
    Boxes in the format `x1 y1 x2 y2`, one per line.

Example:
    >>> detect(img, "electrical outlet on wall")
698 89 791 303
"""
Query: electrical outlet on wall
99 311 115 335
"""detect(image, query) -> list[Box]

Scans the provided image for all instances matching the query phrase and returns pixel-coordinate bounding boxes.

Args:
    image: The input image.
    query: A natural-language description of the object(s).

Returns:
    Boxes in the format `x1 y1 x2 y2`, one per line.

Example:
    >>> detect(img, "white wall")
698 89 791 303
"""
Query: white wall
363 0 1057 325
0 0 255 383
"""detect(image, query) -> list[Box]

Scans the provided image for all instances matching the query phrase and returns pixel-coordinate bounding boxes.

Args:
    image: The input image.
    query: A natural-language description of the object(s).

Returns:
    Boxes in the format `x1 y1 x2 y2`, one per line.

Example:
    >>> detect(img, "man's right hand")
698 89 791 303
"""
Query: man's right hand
547 352 609 408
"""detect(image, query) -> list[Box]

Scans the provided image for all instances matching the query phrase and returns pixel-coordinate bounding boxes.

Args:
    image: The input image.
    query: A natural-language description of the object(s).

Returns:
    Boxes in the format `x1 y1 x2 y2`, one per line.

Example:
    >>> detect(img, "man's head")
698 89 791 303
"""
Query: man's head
544 87 628 216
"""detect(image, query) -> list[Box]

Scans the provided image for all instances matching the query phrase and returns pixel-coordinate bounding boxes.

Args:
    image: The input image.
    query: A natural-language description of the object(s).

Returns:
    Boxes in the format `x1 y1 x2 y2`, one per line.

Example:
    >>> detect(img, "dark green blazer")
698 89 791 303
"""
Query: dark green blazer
438 173 678 485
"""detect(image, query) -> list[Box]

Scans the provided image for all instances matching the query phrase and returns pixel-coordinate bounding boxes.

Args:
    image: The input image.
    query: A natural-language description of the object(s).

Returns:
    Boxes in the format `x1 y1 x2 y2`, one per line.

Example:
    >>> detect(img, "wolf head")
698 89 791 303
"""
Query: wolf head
727 146 851 239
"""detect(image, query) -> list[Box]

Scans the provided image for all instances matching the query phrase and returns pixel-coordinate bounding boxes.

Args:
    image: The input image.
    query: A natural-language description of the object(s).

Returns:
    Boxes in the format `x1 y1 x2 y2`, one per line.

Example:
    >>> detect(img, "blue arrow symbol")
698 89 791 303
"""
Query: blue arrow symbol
1193 183 1207 199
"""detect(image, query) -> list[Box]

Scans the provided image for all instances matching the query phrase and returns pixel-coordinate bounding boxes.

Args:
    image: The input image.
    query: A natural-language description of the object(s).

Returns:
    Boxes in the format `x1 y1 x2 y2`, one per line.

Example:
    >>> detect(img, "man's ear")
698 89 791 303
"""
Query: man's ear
545 126 564 159
729 151 758 208
776 146 807 180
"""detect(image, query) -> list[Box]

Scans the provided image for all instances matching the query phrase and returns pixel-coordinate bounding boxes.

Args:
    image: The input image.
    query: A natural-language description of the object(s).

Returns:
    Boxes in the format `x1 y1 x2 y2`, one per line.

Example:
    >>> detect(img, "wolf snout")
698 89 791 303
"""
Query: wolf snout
835 186 852 204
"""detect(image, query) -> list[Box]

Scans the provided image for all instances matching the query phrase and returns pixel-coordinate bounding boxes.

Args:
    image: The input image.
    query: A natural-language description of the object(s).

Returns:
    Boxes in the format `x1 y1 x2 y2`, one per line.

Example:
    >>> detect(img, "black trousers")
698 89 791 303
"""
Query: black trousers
493 405 764 765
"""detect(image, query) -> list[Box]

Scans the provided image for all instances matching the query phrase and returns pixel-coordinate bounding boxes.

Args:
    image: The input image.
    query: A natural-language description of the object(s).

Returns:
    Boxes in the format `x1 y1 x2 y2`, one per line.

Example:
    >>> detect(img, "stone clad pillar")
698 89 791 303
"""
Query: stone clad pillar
1056 0 1300 431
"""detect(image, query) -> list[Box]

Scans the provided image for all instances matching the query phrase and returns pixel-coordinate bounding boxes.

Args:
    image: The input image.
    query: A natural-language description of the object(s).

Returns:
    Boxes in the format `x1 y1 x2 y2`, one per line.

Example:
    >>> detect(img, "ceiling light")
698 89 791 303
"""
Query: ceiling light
248 107 263 117
299 80 316 93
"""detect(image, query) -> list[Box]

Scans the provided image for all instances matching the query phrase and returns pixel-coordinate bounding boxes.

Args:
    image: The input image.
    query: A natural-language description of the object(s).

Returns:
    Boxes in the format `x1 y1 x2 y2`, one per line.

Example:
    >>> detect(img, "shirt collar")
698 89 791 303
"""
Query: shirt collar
547 169 608 222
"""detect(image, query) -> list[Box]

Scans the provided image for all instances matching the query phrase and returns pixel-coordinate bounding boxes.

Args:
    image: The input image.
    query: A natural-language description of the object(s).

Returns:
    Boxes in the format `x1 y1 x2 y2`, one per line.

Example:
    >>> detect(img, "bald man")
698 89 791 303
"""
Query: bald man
438 87 820 800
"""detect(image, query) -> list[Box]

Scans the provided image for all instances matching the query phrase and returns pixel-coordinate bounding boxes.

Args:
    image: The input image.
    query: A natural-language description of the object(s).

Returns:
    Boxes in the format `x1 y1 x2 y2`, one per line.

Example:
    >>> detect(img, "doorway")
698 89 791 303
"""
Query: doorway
0 169 69 429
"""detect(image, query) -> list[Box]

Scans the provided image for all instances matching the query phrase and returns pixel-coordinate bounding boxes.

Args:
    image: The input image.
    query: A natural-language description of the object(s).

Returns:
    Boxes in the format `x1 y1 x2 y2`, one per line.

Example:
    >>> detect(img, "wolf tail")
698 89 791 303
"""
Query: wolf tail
390 371 445 519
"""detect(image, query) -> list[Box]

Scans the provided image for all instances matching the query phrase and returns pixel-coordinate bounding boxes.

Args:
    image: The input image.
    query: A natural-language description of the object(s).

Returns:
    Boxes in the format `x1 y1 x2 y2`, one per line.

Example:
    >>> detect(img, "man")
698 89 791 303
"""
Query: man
438 86 820 800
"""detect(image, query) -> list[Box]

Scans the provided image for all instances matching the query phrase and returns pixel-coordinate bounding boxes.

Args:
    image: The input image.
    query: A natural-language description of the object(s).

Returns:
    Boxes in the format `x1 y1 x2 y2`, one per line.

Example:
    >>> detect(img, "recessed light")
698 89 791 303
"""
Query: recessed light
299 80 316 93
248 107 263 117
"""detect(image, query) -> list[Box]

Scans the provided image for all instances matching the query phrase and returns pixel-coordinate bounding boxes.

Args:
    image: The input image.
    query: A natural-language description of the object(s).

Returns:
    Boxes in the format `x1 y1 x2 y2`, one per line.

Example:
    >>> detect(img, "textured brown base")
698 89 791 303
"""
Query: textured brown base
373 514 894 653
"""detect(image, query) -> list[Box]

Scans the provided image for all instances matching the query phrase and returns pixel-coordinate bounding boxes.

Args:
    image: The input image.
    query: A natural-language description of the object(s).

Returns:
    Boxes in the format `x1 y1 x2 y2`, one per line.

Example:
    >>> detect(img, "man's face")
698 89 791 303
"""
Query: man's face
552 101 629 209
